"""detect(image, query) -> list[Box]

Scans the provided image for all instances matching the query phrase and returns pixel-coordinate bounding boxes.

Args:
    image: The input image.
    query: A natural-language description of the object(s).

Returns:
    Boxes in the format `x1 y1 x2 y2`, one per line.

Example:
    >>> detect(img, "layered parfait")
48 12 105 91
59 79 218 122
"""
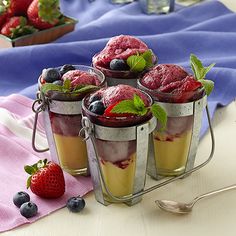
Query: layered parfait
92 35 157 87
138 55 215 176
39 65 105 175
82 84 166 202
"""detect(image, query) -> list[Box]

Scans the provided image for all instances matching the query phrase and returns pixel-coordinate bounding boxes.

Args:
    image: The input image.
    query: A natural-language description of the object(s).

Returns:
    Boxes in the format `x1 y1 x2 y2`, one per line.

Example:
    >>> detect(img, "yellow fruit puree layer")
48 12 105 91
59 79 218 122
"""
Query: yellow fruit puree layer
153 130 192 176
100 154 136 201
54 133 88 175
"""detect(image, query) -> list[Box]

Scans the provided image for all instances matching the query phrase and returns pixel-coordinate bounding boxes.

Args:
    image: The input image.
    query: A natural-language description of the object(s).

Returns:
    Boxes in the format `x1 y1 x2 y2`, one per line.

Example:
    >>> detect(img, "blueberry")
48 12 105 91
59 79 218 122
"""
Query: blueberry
67 196 85 213
88 94 102 104
109 59 129 71
52 80 63 86
60 64 76 75
88 100 105 115
42 68 61 83
20 202 38 218
13 191 30 208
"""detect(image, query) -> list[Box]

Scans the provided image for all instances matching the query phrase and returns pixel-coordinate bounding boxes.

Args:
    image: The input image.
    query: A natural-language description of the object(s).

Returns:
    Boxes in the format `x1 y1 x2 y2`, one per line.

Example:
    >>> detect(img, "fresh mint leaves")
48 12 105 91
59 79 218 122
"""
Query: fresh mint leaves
190 54 215 96
127 49 155 73
41 79 98 94
111 94 167 130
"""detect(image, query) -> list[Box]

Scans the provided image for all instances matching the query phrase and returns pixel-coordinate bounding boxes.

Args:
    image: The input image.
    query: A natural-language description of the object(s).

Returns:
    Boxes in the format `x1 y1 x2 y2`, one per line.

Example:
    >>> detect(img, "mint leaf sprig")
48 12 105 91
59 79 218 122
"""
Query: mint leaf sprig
190 54 215 96
111 94 167 130
41 79 98 94
127 49 156 73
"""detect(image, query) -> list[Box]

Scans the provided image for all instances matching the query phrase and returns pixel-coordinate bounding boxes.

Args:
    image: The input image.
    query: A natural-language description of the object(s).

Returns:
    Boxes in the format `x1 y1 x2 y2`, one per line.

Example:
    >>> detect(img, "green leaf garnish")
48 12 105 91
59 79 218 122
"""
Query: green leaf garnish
198 79 214 96
127 54 146 72
111 94 167 130
141 49 154 68
41 83 63 94
190 54 215 96
151 104 167 131
41 79 99 95
111 99 144 115
126 49 155 73
63 79 71 91
73 85 98 93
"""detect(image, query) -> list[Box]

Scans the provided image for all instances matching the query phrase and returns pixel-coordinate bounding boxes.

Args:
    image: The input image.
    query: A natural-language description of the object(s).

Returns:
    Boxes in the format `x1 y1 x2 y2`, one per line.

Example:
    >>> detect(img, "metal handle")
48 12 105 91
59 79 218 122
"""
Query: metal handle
32 99 49 153
86 104 215 202
193 184 236 205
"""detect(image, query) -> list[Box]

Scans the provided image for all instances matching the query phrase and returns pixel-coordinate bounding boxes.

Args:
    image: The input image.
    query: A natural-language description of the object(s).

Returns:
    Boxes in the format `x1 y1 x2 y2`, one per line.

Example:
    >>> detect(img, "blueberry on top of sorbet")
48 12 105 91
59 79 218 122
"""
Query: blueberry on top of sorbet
42 68 61 83
89 100 105 115
60 64 76 76
52 80 63 86
88 94 102 104
109 59 129 71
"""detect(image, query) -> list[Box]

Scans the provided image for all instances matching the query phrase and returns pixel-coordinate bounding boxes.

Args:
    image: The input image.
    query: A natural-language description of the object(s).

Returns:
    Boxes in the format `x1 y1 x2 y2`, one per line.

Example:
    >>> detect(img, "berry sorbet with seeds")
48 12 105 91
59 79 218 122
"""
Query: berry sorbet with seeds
92 35 157 86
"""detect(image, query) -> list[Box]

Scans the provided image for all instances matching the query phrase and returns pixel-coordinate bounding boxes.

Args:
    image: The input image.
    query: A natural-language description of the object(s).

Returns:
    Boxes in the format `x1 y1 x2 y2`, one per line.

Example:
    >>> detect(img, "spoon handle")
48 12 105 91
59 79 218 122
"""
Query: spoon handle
193 184 236 204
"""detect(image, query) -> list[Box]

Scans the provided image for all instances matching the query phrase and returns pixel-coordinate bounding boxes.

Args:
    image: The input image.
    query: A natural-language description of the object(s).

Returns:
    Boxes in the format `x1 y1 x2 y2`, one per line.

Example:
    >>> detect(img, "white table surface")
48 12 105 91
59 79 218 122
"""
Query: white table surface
3 1 236 235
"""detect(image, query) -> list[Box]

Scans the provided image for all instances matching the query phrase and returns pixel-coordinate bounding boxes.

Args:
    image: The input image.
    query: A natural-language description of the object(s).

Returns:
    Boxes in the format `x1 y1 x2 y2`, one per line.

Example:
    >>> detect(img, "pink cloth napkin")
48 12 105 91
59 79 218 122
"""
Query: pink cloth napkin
0 94 93 233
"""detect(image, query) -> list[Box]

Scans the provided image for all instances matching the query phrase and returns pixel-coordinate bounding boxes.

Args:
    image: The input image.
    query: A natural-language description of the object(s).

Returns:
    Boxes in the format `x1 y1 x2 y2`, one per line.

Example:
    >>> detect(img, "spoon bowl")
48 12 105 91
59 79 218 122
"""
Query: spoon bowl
155 200 193 214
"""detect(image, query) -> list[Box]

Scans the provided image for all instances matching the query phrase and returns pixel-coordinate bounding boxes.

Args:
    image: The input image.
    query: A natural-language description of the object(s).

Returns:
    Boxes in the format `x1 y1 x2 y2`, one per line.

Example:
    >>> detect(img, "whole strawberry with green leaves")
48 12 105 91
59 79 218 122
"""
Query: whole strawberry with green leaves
27 0 62 30
1 16 37 39
25 159 65 199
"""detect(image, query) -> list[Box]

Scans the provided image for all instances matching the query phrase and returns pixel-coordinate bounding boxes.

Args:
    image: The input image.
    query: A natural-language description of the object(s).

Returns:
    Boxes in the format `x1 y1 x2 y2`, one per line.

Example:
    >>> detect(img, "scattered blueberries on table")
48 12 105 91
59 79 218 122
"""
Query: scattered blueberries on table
20 201 38 218
13 191 30 208
67 196 86 213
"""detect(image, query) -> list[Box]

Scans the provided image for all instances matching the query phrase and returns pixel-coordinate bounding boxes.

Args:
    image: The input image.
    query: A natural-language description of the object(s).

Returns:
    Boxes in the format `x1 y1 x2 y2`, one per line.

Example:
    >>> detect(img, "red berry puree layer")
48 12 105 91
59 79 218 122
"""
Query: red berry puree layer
93 35 149 68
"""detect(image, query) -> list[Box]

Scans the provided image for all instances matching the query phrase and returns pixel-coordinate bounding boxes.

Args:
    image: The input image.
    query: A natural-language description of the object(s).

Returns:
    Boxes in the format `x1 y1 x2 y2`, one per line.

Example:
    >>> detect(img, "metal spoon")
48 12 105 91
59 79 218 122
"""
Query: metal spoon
156 184 236 214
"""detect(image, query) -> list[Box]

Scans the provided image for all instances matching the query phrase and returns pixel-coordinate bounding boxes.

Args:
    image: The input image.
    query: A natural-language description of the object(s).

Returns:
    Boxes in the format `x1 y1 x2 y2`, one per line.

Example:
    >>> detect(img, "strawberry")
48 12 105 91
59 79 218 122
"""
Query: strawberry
1 16 37 39
25 159 65 199
27 0 61 30
10 0 33 16
104 102 133 117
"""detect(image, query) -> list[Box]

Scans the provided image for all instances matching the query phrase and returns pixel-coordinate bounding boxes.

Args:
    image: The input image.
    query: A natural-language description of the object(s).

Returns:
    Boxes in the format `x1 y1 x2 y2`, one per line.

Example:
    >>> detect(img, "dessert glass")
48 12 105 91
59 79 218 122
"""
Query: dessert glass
37 65 106 176
81 90 156 205
93 61 141 88
138 79 206 178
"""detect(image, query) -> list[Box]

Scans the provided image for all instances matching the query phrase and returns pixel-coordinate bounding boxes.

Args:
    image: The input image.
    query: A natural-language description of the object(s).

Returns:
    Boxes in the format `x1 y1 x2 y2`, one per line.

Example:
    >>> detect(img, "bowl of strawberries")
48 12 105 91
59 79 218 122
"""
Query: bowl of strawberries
0 0 77 48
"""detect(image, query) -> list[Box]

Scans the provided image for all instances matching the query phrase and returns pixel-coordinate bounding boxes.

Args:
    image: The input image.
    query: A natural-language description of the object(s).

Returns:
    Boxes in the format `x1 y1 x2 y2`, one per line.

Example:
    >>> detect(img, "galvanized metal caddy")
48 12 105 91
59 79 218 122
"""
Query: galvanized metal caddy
80 100 215 205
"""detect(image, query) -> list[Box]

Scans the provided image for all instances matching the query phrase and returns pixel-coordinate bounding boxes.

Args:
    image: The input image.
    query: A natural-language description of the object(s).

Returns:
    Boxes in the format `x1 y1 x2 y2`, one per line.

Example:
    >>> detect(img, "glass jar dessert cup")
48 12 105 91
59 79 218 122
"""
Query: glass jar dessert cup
81 90 215 206
138 80 215 179
93 61 142 88
32 65 106 176
92 54 157 88
81 91 157 206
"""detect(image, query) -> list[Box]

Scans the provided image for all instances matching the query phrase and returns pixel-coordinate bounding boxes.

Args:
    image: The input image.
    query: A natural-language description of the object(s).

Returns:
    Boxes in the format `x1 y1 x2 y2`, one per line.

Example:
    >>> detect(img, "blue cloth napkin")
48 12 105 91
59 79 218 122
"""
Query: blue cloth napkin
0 0 236 135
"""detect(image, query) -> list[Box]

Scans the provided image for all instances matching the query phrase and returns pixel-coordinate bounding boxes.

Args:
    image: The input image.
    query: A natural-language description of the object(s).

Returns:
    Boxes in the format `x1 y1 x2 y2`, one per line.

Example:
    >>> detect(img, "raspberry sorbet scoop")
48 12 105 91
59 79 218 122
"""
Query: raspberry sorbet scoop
62 70 101 87
140 64 203 102
95 84 150 107
93 35 149 68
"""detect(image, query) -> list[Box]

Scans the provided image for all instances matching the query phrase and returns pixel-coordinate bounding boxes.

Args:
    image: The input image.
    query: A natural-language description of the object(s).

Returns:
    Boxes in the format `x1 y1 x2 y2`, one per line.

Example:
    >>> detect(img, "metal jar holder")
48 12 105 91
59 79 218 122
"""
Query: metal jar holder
32 92 90 176
81 99 215 205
